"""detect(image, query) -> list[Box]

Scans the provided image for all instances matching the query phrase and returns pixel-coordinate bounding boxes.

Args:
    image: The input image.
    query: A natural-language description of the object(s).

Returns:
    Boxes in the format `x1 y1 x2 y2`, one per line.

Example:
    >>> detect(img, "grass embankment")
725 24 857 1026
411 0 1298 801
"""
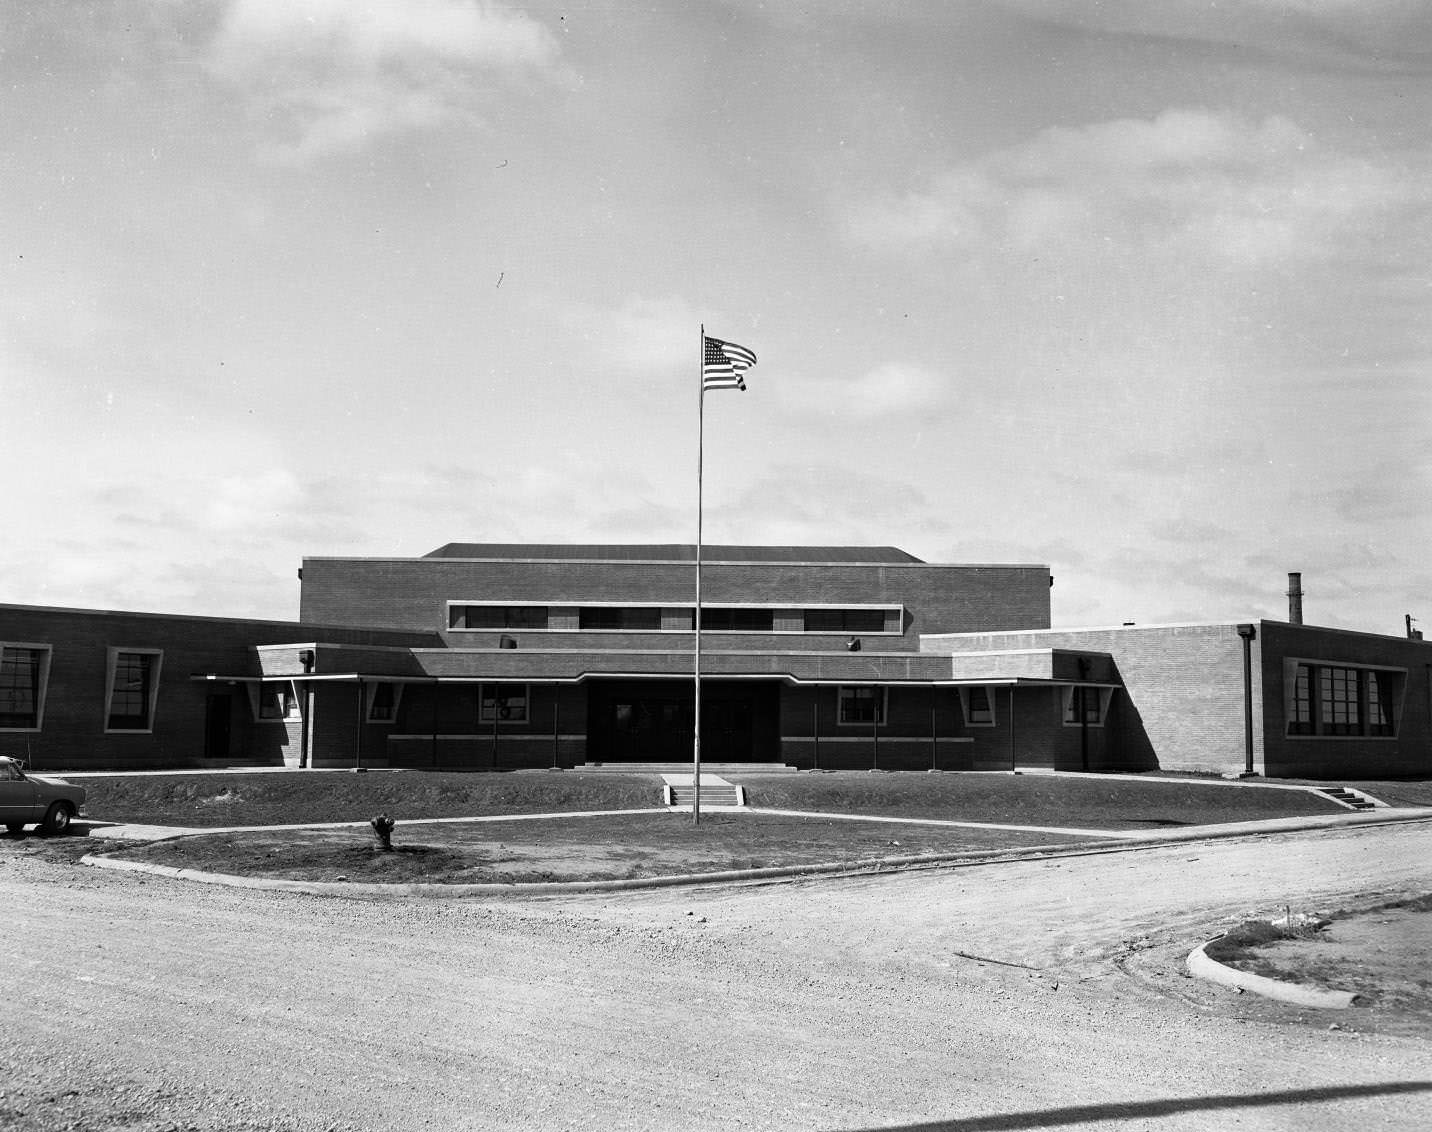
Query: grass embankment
730 772 1352 830
79 770 657 828
77 769 1352 831
72 770 1371 887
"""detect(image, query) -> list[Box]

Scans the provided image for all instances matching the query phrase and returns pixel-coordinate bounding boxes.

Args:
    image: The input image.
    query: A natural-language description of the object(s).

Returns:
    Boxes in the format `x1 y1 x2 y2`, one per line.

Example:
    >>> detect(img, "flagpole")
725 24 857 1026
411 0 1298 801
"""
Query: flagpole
693 324 704 825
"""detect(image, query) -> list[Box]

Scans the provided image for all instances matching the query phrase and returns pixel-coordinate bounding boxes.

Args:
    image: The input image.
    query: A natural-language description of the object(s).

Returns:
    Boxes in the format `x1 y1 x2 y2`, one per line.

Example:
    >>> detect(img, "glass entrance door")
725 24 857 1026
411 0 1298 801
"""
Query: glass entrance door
587 680 776 763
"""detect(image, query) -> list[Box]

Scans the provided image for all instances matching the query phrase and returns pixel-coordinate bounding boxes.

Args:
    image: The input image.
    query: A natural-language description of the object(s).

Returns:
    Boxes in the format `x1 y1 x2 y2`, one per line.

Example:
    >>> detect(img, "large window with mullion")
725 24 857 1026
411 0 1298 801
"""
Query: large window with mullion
701 607 775 632
0 644 50 731
105 649 162 732
1061 686 1108 727
1286 661 1400 738
366 682 404 724
253 680 300 723
449 605 549 630
958 685 995 727
837 686 886 726
803 609 888 634
579 607 663 631
480 684 529 724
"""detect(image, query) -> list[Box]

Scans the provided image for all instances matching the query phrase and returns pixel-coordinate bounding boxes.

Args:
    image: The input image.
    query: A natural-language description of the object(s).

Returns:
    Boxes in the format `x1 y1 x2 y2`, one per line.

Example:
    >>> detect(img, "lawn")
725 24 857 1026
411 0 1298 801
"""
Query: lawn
74 768 1357 831
68 768 1381 887
731 771 1354 830
104 810 1090 885
76 770 657 828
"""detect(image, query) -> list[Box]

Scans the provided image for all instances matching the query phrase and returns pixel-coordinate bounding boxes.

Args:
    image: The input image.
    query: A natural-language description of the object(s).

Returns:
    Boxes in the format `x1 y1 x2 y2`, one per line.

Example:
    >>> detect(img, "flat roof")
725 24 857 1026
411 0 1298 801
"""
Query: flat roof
422 543 926 564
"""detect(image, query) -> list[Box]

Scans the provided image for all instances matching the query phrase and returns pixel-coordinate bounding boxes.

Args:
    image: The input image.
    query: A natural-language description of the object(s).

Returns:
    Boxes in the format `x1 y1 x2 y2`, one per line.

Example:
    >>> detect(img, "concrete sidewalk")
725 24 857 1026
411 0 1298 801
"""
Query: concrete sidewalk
78 803 1432 845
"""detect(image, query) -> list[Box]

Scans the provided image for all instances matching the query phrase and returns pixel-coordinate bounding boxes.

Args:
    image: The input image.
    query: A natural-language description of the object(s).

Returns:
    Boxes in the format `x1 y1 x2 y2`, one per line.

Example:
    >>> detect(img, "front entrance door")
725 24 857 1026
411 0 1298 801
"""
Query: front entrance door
586 680 778 763
204 693 232 760
611 696 692 761
700 697 753 762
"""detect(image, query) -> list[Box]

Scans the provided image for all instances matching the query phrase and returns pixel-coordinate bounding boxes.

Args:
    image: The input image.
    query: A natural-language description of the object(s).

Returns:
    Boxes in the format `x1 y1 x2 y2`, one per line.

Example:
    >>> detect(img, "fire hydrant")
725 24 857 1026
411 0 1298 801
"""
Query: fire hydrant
370 813 396 851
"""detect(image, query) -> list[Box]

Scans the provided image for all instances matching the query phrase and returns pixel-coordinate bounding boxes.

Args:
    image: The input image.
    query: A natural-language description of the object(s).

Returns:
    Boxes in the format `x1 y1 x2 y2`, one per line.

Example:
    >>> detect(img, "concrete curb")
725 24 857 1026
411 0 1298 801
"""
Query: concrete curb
1186 939 1358 1009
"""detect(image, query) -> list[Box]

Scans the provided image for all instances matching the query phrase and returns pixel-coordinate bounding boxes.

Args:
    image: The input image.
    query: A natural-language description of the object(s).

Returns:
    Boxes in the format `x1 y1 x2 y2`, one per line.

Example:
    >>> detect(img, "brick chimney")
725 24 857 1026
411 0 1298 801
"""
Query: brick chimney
1286 572 1304 625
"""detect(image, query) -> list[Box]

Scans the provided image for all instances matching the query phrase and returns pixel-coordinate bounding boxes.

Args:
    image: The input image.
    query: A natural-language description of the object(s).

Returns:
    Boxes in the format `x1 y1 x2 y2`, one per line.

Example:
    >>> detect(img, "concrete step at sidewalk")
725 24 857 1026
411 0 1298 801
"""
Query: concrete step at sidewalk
1319 786 1379 811
669 786 742 807
663 775 745 808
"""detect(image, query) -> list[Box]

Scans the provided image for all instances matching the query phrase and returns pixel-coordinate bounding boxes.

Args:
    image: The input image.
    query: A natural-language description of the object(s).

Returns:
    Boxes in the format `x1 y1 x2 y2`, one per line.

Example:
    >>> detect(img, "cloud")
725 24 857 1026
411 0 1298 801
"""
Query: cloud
991 0 1432 70
840 362 949 415
206 0 565 160
705 463 954 549
558 294 705 374
777 361 952 421
847 108 1416 268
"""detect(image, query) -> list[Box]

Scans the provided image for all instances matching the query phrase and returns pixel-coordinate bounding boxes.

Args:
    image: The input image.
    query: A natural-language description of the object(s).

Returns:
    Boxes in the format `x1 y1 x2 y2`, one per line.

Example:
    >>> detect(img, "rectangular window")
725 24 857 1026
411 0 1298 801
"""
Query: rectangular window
1062 686 1105 727
579 607 663 631
837 686 886 726
480 684 529 724
701 607 775 632
0 644 50 730
366 682 403 724
255 681 300 722
959 685 995 726
1367 671 1394 737
106 649 162 732
1285 661 1403 738
449 605 549 630
803 609 888 634
1320 666 1359 735
1288 664 1314 735
664 608 696 630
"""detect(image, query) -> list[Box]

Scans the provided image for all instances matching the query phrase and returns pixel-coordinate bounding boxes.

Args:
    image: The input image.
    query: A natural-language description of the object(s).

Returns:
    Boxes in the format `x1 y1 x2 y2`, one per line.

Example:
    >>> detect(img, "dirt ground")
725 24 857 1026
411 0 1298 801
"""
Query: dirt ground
5 821 1432 1131
1209 900 1432 1033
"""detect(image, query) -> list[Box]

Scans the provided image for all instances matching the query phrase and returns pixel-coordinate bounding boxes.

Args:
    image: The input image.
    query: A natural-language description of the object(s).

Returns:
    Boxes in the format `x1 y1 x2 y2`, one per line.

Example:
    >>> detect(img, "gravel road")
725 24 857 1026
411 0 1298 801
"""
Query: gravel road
5 822 1432 1131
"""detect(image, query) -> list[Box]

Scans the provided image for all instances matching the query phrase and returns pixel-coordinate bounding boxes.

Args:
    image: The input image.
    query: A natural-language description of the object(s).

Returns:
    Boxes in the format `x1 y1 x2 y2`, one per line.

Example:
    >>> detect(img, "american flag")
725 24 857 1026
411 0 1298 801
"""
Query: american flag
703 335 757 391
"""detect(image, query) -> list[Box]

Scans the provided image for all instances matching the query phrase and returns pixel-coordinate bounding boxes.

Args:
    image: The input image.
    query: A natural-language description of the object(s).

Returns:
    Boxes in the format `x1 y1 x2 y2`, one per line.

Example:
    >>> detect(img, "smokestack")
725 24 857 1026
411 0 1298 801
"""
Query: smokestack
1286 572 1304 625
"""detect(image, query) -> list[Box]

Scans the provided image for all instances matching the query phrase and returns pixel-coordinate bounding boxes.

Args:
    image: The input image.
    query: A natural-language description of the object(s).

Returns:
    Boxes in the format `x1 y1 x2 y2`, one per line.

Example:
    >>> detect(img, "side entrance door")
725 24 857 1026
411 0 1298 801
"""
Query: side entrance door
204 693 232 761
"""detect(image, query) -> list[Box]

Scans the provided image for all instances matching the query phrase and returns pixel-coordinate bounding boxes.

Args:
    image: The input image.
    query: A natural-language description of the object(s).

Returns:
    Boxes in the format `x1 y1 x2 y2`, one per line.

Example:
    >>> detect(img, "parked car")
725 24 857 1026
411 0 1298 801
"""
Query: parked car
0 756 86 834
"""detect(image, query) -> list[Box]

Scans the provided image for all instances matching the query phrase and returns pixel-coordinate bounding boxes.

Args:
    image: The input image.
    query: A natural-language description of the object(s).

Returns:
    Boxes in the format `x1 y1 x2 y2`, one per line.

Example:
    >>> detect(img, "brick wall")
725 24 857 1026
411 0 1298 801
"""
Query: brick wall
298 557 1052 649
1259 622 1432 779
924 624 1258 776
0 604 439 771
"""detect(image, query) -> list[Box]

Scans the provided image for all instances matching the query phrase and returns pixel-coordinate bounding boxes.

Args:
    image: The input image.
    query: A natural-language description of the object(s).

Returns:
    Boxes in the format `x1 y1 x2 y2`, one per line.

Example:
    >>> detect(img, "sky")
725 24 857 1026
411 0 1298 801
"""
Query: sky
3 0 1430 633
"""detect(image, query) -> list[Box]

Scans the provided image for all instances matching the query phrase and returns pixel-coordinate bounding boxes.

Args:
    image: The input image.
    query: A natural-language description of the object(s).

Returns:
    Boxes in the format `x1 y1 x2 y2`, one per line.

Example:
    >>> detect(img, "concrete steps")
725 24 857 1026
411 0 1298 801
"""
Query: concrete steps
660 774 746 809
667 783 743 808
1319 786 1379 811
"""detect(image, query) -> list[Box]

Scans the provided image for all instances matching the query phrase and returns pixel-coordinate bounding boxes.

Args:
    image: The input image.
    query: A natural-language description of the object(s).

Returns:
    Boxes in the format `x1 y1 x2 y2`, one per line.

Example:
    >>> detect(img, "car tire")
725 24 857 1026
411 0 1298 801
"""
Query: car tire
41 803 73 835
4 822 23 834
